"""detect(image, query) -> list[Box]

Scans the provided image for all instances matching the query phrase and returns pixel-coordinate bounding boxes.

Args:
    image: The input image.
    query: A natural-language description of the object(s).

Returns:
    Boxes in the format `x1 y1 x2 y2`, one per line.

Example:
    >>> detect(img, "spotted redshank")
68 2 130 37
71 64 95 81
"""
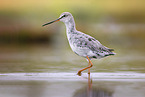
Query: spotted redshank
42 12 115 76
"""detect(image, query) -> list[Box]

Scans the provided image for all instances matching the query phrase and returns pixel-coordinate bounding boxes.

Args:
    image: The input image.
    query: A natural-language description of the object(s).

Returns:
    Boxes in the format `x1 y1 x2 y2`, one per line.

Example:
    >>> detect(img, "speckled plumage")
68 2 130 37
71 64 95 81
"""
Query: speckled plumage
43 12 115 75
68 31 115 59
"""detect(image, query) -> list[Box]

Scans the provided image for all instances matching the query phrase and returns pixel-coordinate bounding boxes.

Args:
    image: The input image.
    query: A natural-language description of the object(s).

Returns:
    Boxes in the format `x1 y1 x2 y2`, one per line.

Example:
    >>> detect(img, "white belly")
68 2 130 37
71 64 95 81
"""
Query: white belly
69 43 95 57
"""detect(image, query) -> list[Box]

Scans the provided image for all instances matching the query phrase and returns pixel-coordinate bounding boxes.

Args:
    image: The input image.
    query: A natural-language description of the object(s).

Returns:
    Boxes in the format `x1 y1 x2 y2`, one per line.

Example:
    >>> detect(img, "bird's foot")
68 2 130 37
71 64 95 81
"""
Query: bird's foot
77 71 82 76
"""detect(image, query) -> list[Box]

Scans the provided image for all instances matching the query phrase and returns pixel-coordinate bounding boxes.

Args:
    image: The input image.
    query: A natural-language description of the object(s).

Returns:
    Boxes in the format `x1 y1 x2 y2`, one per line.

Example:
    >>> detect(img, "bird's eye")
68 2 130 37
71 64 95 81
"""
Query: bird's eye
63 15 67 17
60 15 68 19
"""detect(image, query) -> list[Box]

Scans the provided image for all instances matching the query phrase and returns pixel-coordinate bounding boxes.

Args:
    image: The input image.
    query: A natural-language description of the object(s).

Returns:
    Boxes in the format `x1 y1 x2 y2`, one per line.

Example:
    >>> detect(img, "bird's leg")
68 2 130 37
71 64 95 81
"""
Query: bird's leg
77 56 93 76
87 56 93 75
88 61 91 74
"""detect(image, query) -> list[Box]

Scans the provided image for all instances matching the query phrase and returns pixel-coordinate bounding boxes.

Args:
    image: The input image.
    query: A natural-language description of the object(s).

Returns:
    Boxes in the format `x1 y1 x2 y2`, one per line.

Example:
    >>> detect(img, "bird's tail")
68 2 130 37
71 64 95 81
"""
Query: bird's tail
108 48 114 52
108 48 116 55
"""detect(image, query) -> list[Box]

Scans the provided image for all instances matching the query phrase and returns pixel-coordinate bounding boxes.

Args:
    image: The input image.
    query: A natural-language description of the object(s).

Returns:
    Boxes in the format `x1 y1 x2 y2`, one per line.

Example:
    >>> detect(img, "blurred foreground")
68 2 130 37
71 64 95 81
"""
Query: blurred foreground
0 73 145 97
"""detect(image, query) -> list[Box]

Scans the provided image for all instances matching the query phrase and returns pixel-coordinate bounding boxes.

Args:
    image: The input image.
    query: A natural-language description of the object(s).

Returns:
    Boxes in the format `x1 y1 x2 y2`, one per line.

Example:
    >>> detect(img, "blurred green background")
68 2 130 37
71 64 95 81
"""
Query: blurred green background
0 0 145 48
0 0 145 73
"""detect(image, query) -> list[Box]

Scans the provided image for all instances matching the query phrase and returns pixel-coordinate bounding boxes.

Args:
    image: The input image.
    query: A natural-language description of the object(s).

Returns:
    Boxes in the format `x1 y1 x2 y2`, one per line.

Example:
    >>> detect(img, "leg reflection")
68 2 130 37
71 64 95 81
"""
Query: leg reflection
73 73 113 97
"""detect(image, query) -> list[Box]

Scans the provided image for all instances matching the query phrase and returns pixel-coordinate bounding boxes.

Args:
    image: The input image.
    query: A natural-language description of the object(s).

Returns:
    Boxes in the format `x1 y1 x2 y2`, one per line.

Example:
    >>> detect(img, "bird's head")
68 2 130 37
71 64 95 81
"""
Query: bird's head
42 12 72 27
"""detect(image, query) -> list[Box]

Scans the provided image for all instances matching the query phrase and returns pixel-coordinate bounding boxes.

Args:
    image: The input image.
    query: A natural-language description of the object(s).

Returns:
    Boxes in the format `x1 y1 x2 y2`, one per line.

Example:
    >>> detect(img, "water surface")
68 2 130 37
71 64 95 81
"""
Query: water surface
0 45 145 97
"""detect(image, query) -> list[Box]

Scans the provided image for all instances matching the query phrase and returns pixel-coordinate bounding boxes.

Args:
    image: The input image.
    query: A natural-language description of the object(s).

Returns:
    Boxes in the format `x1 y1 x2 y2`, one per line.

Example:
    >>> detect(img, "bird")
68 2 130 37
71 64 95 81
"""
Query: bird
42 12 115 76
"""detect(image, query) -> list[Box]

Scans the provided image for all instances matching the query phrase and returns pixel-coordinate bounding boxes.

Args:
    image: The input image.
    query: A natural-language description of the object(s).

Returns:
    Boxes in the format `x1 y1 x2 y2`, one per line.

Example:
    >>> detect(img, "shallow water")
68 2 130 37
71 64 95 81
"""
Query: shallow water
0 45 145 73
0 45 145 97
0 73 145 97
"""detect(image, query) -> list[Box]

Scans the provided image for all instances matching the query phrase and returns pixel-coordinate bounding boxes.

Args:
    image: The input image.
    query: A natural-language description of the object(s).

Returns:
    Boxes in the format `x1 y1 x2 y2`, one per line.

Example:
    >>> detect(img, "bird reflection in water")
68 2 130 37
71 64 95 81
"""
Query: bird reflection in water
73 74 113 97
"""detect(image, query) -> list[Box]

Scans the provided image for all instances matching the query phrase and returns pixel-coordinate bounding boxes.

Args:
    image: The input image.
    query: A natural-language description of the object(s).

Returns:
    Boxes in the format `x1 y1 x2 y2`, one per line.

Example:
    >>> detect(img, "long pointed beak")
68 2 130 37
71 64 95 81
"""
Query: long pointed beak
42 18 60 27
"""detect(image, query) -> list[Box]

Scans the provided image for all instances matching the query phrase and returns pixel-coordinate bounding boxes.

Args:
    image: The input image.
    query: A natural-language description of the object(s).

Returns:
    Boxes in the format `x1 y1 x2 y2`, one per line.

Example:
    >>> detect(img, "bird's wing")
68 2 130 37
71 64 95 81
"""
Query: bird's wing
72 32 114 53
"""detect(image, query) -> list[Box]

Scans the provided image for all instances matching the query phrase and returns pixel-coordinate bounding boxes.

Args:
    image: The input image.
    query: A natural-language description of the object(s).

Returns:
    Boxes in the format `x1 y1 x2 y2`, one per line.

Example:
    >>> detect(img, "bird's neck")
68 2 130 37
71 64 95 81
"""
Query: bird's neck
64 18 76 34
